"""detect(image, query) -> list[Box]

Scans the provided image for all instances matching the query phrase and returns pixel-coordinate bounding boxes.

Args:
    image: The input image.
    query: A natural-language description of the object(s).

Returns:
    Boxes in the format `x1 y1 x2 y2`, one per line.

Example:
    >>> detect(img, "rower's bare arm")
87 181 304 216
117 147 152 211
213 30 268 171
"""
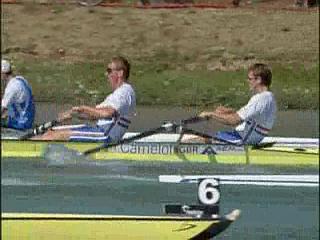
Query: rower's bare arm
211 111 242 126
71 105 117 120
199 105 235 118
198 111 214 119
199 110 241 126
215 106 235 114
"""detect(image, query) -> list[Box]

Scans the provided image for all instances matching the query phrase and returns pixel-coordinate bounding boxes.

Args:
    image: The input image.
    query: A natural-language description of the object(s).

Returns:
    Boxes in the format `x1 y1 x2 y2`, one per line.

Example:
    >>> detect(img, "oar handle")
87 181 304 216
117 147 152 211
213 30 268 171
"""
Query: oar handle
20 120 60 140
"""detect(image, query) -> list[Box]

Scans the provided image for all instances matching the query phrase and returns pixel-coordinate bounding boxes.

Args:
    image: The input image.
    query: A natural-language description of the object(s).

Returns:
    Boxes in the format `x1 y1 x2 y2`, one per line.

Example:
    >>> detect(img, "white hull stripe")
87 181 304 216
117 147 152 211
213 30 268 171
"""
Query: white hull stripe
2 127 319 146
214 181 317 187
159 175 319 187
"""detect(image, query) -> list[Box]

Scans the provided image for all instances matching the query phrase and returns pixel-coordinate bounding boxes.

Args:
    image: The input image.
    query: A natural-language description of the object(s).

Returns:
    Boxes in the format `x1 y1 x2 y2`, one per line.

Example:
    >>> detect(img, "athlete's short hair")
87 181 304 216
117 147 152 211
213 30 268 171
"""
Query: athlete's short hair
248 63 272 87
112 56 130 80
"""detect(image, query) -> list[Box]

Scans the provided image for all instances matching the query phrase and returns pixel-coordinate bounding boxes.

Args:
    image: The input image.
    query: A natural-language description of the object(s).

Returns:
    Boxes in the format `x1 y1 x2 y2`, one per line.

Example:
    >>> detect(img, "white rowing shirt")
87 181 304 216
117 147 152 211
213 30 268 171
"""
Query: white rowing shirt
96 82 136 141
1 76 35 130
236 91 277 144
2 76 30 108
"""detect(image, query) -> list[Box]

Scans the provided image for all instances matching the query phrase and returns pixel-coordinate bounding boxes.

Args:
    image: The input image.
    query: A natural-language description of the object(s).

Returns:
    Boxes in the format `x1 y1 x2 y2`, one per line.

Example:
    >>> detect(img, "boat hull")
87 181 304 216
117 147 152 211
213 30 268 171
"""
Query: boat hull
2 211 239 240
1 139 319 166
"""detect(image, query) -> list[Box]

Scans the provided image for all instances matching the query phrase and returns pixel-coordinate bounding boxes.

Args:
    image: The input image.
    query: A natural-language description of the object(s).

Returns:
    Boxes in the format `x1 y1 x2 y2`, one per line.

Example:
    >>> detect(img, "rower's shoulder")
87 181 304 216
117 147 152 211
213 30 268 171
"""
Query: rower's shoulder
254 91 275 100
246 92 276 109
120 82 136 95
123 82 134 89
4 77 20 90
7 76 28 86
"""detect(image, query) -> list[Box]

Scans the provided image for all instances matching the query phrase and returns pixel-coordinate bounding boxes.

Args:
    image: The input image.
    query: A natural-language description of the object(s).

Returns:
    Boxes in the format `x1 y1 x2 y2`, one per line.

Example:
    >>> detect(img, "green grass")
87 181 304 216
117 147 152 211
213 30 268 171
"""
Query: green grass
14 59 319 110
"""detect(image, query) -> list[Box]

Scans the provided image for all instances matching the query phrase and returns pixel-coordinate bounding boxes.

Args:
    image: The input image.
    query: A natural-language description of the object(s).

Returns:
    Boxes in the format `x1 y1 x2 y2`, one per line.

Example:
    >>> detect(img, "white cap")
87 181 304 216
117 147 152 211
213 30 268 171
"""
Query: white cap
1 59 11 73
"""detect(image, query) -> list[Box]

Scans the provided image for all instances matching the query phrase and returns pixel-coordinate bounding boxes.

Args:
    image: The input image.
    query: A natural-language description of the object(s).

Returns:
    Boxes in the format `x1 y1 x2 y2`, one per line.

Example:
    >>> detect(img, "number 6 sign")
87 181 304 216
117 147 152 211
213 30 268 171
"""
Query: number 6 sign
198 178 220 205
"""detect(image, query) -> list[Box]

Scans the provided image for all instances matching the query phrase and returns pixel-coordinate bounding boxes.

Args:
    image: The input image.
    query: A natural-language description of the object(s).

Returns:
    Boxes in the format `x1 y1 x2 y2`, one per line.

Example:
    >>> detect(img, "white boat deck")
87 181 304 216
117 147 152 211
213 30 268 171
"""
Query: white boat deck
2 128 319 148
123 132 319 147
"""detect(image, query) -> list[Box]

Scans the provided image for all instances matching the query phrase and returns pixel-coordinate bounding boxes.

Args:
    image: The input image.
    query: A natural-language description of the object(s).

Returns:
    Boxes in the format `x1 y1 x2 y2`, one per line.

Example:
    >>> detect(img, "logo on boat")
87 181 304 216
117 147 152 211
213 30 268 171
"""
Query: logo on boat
111 143 240 155
117 143 199 154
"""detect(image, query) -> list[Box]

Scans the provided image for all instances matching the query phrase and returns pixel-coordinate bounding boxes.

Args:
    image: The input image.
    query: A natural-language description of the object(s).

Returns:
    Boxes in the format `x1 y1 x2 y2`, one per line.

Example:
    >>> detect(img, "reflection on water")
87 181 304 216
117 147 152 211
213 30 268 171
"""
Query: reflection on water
35 103 319 138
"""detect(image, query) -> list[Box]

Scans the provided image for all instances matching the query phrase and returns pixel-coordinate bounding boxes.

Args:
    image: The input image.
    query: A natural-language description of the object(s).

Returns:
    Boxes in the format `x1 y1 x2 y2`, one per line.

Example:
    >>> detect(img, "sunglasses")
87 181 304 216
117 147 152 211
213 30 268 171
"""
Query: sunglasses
106 68 113 74
248 76 258 81
106 67 122 74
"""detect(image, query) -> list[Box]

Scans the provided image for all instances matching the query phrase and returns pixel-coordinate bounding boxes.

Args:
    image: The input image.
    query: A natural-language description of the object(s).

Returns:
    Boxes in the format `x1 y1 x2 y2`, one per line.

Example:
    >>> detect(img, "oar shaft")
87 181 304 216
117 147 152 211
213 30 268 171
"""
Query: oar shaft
20 120 59 140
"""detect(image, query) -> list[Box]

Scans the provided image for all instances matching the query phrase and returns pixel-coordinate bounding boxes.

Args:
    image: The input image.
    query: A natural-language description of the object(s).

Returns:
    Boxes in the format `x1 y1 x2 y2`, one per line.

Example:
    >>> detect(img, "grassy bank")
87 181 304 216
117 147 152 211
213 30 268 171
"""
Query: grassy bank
2 4 319 110
12 59 319 110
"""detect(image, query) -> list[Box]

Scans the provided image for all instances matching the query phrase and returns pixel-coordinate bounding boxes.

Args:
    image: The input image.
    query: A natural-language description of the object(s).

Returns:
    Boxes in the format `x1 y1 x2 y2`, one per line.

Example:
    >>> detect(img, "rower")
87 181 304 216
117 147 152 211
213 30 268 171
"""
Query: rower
33 56 136 143
1 59 35 130
197 63 277 145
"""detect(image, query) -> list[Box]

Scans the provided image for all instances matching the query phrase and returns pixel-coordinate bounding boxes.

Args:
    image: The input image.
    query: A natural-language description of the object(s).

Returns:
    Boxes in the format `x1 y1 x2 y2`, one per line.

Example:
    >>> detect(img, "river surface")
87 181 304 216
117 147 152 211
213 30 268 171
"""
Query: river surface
2 103 319 239
2 159 319 240
35 103 319 138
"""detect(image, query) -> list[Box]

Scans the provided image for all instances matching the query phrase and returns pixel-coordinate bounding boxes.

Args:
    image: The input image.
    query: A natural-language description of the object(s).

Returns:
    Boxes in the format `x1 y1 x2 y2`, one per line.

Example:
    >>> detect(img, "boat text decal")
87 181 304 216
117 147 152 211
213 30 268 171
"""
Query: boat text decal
110 143 243 155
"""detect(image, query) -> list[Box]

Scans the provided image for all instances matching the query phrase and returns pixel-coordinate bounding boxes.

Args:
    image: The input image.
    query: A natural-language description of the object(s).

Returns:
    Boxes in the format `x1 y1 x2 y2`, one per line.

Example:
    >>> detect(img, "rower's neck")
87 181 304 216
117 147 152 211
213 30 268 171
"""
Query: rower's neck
112 80 125 91
4 74 14 84
254 85 269 94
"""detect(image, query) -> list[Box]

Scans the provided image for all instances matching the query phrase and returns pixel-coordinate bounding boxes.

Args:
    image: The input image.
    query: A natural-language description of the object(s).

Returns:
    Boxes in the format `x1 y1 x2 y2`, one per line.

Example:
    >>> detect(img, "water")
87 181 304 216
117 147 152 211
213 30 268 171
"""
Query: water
1 159 319 239
35 103 319 138
2 103 319 239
